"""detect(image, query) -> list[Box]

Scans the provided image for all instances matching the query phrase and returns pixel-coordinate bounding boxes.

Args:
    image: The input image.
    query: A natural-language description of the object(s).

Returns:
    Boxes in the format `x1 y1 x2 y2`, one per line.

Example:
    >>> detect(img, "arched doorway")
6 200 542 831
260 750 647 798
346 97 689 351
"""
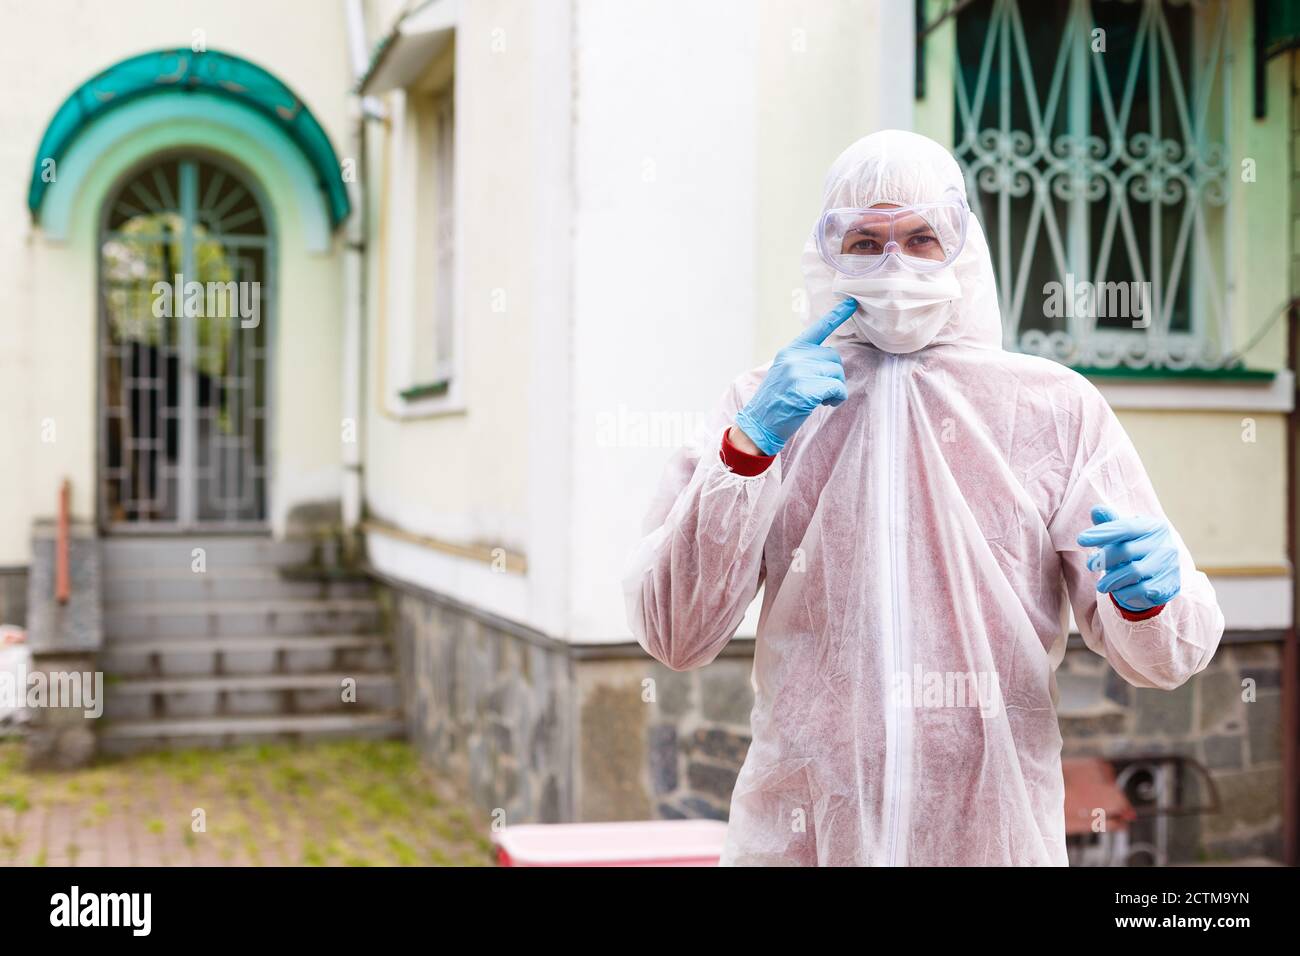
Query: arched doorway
98 154 271 530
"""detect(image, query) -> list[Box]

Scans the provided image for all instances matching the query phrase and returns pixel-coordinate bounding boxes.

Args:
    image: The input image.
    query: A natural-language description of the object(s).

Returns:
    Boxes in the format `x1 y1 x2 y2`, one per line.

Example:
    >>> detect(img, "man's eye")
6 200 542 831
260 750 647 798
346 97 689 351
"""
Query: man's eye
846 238 879 254
908 234 938 247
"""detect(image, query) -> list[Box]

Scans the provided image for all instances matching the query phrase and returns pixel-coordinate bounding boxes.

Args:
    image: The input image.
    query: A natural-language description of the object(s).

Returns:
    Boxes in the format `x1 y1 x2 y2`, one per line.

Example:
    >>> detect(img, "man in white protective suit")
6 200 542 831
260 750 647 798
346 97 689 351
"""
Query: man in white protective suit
622 130 1225 866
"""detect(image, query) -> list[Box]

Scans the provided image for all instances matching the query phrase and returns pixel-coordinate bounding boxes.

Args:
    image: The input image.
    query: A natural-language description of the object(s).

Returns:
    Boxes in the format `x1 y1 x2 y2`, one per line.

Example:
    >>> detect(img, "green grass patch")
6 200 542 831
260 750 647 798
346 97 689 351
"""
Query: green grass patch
0 739 486 867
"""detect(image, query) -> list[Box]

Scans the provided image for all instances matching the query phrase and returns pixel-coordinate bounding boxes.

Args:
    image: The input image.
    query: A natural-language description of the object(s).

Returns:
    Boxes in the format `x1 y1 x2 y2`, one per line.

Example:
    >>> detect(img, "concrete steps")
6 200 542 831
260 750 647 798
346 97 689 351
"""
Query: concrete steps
101 536 317 568
101 634 393 677
100 711 405 756
105 598 381 640
97 535 401 751
106 672 400 721
104 567 375 603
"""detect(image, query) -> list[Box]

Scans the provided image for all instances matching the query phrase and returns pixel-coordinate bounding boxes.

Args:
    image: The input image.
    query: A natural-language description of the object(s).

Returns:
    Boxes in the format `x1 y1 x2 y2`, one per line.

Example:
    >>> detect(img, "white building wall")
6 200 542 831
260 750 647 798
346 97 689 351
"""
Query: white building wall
360 0 918 643
361 0 1282 644
567 0 760 643
568 0 916 642
361 0 560 627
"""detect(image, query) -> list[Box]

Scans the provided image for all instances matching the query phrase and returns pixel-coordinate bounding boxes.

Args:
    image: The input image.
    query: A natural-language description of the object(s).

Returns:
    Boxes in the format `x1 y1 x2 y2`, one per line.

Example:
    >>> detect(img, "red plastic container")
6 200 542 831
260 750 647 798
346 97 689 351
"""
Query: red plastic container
492 819 727 867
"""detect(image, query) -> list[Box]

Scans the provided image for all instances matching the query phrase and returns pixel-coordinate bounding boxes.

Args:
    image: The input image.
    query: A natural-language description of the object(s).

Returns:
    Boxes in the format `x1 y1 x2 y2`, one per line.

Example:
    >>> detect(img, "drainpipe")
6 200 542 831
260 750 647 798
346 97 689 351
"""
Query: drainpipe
341 0 386 562
1285 299 1298 866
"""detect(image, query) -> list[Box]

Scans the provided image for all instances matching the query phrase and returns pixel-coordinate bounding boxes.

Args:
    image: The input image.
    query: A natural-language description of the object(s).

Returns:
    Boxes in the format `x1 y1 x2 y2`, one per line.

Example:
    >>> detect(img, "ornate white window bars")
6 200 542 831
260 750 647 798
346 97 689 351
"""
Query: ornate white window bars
953 0 1231 370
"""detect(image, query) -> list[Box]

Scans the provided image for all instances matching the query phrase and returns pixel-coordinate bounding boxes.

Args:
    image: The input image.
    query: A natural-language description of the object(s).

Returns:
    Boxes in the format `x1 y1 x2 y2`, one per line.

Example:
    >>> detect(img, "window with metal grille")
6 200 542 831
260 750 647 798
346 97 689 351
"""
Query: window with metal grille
952 0 1231 371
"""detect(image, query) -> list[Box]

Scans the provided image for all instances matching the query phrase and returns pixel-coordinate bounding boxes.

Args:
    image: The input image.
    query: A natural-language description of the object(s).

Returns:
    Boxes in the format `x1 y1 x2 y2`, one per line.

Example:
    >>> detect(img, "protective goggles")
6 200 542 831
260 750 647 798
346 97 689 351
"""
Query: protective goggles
815 189 969 276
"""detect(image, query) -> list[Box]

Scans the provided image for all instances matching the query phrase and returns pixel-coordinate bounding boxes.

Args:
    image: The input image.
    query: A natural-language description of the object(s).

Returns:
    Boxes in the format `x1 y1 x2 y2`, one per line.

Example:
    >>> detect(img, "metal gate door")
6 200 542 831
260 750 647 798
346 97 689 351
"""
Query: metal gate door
98 155 270 531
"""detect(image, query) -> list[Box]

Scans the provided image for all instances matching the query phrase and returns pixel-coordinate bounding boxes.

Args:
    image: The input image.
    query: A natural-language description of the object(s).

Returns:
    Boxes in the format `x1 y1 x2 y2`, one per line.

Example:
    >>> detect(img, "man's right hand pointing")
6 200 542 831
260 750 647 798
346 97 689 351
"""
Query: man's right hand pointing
732 298 857 457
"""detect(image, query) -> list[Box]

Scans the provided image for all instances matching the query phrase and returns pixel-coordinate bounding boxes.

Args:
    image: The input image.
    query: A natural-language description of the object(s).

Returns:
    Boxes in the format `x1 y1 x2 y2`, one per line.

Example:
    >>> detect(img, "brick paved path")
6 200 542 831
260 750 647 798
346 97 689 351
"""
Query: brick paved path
0 740 492 866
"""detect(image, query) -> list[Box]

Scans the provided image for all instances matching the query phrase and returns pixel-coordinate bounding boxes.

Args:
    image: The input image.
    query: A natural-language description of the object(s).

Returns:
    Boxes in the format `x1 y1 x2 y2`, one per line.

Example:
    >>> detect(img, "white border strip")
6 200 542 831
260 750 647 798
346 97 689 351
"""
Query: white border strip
1209 574 1292 630
1097 370 1293 413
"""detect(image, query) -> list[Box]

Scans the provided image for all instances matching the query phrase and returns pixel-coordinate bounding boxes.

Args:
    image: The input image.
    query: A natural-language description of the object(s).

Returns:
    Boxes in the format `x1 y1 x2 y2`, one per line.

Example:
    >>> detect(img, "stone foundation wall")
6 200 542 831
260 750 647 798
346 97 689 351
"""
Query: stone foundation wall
378 575 759 829
381 575 1284 862
576 636 1285 863
0 567 27 627
1056 638 1284 862
573 653 755 822
381 579 573 826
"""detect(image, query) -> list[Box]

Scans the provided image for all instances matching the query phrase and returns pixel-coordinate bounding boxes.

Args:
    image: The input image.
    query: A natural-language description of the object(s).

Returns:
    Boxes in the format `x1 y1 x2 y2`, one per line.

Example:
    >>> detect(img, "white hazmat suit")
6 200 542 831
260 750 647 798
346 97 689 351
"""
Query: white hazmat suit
622 130 1224 866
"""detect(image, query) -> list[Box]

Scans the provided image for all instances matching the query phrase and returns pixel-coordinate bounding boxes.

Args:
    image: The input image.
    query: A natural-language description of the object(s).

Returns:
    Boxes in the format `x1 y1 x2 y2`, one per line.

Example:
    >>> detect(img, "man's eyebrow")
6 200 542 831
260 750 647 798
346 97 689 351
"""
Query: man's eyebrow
844 219 937 239
845 222 890 236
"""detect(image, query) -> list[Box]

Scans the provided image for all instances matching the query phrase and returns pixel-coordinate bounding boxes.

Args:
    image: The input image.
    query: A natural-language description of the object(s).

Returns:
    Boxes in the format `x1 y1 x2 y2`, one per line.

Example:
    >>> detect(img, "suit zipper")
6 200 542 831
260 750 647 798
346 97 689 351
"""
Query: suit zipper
882 354 909 867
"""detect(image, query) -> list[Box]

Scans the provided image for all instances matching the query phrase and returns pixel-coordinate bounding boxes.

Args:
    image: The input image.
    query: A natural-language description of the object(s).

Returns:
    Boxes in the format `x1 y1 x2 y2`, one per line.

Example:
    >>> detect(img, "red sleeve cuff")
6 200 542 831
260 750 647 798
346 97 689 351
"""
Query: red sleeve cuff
1110 593 1166 621
720 428 776 476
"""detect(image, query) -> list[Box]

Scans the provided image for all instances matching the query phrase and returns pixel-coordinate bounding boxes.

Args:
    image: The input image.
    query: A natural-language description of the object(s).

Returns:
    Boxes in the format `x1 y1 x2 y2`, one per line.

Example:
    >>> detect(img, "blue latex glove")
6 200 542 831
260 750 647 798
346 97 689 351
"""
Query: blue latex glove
1076 505 1181 612
733 298 856 456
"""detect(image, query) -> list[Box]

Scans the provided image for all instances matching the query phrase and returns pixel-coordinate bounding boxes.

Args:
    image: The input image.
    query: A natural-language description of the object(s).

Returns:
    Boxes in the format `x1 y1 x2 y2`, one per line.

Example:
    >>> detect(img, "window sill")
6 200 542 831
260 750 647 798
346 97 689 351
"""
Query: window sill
1086 368 1293 413
398 379 451 402
391 378 465 420
1073 365 1277 382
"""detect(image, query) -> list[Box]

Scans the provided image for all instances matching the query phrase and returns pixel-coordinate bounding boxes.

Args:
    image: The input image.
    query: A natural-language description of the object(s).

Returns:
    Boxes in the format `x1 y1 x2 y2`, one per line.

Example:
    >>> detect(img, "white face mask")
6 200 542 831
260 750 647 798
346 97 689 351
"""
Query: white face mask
832 268 963 354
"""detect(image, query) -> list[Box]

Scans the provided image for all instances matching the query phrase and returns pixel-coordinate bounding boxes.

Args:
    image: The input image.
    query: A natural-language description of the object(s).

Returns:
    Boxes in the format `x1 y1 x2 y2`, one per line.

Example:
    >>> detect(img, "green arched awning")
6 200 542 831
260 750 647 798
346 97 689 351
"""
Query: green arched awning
28 48 350 229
